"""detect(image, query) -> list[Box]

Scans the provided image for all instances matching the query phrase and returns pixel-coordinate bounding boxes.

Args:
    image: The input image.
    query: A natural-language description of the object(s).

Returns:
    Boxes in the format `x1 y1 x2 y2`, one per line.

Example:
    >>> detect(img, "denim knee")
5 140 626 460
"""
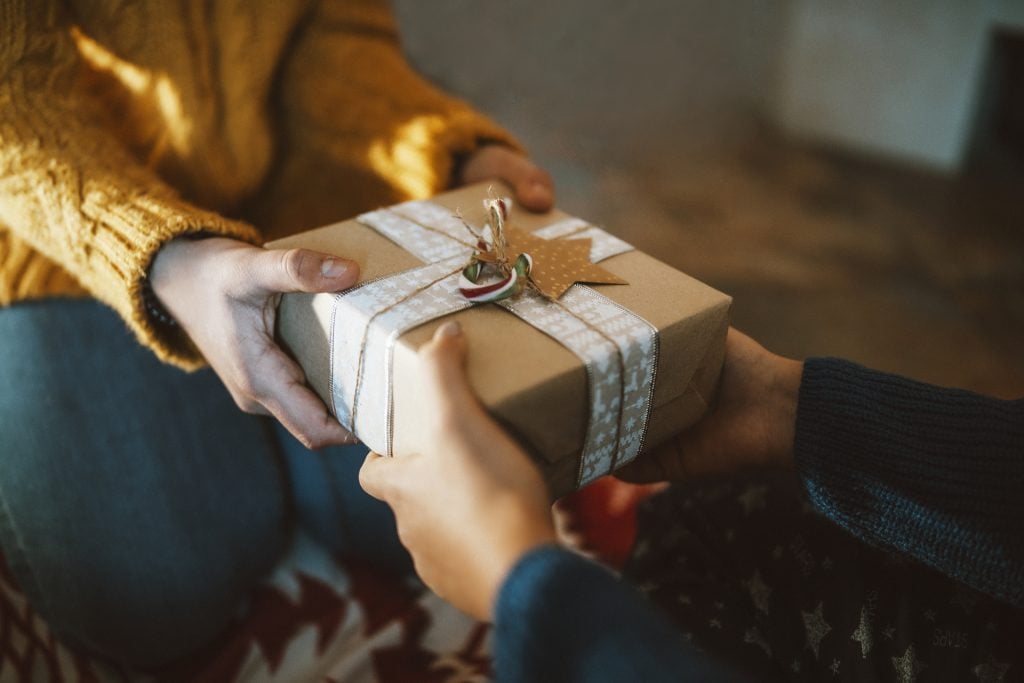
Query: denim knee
0 299 291 668
0 486 289 669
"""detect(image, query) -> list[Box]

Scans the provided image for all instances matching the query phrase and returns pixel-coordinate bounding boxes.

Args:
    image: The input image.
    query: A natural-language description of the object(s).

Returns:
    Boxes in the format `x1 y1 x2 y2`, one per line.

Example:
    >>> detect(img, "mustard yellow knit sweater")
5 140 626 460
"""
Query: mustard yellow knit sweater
0 0 517 369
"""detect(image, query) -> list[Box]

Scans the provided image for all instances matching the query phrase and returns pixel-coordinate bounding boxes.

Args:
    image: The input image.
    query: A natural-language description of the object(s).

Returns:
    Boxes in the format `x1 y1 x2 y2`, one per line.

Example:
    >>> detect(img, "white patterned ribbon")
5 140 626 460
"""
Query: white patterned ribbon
499 286 658 486
328 200 658 488
328 257 470 445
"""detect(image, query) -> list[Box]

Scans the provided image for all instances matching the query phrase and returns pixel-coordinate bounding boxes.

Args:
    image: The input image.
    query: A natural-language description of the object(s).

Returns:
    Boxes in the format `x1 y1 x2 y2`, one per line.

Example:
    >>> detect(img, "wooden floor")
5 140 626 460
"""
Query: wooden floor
551 132 1024 398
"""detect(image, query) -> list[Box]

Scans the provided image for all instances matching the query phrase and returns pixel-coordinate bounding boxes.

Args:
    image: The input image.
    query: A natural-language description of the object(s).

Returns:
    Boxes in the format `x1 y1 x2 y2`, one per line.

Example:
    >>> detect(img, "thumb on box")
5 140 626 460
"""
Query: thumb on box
358 450 395 501
251 247 359 294
419 321 480 416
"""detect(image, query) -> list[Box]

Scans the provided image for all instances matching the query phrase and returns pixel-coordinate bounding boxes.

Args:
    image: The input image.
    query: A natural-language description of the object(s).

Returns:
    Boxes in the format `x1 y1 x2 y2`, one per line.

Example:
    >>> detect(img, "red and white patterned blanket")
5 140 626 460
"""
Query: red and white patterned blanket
0 479 659 682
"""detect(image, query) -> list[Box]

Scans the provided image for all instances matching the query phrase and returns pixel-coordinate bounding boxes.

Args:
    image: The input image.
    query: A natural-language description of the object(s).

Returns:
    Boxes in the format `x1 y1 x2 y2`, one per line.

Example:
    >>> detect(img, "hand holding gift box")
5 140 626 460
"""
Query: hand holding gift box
271 183 731 498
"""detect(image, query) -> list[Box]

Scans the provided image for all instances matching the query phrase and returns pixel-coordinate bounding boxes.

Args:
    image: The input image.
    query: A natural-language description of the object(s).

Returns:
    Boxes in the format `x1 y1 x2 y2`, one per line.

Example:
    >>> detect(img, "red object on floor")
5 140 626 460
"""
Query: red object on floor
559 476 666 569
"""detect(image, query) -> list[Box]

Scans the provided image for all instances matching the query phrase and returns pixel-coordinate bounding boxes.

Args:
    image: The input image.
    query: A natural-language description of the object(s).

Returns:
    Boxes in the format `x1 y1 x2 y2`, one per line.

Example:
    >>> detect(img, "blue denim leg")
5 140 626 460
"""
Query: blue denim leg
0 299 289 669
275 424 412 577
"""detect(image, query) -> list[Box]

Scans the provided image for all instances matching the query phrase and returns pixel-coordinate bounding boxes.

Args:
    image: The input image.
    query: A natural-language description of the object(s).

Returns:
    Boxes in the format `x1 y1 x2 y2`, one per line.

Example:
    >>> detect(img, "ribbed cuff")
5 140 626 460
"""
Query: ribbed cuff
81 189 262 370
440 108 525 187
794 357 1024 607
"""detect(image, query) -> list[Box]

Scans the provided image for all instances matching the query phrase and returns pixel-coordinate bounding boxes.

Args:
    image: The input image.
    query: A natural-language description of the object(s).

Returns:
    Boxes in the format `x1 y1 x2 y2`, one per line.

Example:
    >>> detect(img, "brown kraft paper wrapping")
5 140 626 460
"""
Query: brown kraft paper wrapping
270 183 731 499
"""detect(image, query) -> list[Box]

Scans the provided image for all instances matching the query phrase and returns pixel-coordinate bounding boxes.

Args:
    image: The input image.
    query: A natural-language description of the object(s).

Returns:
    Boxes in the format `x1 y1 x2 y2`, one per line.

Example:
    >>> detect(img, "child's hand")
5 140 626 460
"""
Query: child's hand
359 321 556 621
617 328 802 483
458 145 555 213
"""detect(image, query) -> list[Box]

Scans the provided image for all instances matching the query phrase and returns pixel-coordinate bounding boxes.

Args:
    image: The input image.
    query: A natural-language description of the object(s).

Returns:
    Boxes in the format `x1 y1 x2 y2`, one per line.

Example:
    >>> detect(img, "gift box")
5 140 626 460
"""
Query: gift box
270 183 731 498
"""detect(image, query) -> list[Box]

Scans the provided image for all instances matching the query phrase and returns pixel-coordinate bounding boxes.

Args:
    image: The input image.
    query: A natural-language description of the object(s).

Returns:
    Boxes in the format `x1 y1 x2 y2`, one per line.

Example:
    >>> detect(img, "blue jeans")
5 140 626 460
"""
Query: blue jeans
0 298 407 669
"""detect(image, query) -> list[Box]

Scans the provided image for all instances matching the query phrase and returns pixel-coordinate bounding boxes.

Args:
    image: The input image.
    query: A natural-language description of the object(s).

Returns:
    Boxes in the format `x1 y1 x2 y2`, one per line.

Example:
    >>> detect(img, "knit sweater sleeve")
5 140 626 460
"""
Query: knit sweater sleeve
0 0 261 369
271 0 522 216
494 546 748 683
795 357 1024 607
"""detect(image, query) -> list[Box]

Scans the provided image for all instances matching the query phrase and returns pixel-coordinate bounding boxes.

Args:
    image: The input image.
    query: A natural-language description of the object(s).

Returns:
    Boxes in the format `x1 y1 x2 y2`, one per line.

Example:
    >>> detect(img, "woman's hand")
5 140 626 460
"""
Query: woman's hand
150 237 360 449
617 328 803 483
458 145 555 212
359 321 556 621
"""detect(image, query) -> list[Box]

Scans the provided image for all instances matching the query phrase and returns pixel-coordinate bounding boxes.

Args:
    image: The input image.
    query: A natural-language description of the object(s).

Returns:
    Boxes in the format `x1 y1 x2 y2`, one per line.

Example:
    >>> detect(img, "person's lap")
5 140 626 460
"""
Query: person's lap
625 472 1024 681
26 295 1020 681
0 297 405 669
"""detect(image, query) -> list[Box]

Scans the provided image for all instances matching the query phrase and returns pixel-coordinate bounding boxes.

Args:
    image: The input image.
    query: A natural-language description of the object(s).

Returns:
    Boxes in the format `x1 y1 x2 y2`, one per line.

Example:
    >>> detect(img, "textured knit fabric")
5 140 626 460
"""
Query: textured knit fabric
795 358 1024 609
625 472 1023 681
0 0 517 369
495 545 749 683
495 359 1023 681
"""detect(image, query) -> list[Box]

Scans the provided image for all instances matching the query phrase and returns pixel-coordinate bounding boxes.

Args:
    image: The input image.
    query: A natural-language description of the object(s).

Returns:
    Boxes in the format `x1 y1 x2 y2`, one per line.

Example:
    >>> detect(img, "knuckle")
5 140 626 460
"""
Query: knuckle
305 435 328 451
396 524 414 548
229 394 248 412
234 374 260 401
359 469 382 497
279 248 307 285
233 395 261 414
361 465 395 501
357 464 373 490
223 249 261 298
297 423 335 451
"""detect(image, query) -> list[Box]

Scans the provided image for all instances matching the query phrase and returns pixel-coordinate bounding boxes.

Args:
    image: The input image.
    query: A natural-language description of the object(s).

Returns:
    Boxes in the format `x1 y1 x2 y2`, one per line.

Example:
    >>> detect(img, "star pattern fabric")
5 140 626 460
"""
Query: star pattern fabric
851 606 873 658
892 644 926 682
621 472 1024 682
802 602 832 660
744 570 772 615
973 659 1011 682
743 627 771 656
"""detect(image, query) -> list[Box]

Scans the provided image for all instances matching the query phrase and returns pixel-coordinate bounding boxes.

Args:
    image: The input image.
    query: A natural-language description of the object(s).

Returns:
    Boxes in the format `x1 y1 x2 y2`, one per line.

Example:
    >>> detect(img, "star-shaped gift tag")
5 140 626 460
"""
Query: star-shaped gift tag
504 227 626 299
458 197 627 303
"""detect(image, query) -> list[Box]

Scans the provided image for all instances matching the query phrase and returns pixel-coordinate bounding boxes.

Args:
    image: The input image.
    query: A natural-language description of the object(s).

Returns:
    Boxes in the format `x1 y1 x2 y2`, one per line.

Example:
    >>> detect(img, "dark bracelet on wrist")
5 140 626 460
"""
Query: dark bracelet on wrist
141 277 178 328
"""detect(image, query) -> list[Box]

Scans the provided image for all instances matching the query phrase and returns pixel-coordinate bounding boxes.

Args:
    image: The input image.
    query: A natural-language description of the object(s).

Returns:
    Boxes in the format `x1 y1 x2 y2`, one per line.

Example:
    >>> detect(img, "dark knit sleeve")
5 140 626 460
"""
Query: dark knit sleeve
494 546 749 683
794 357 1024 607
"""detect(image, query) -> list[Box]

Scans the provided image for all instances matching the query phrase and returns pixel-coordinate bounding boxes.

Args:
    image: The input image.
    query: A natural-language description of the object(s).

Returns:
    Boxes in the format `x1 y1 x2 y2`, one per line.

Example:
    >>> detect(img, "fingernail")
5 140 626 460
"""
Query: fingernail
321 258 349 278
437 320 461 338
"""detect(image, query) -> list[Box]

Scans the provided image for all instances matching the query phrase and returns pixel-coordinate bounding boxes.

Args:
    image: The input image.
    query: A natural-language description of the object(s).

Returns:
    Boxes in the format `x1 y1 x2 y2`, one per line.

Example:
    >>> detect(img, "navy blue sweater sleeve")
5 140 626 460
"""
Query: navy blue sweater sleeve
494 545 749 683
795 357 1024 607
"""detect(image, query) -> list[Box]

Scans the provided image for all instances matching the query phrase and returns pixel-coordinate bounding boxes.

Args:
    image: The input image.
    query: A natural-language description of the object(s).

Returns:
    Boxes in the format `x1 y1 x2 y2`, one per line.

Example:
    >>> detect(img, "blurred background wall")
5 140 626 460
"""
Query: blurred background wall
394 0 785 168
392 0 1024 396
395 0 1024 171
777 0 1024 170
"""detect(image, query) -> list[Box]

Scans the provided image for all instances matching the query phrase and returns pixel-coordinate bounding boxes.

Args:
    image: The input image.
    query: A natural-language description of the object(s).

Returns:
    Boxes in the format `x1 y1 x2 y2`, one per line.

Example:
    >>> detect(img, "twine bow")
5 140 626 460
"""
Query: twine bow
457 195 626 303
